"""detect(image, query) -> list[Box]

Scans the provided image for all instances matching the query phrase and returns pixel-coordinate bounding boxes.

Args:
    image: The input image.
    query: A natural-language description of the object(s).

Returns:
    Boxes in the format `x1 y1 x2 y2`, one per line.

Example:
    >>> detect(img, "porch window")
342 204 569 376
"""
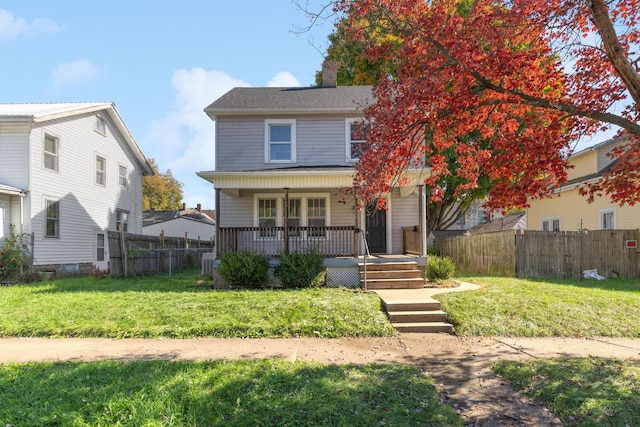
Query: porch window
258 198 277 237
265 119 296 163
346 118 370 161
286 198 301 237
308 198 326 237
45 199 60 238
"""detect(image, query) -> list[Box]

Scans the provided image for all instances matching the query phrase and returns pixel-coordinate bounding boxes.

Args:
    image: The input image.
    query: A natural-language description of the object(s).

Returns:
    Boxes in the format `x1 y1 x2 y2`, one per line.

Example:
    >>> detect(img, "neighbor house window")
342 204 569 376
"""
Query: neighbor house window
258 198 277 238
116 209 129 232
118 165 128 187
94 115 106 135
96 156 106 186
265 119 296 162
600 208 616 230
477 210 489 224
307 198 326 237
541 217 561 232
346 118 370 161
43 134 59 172
45 200 60 238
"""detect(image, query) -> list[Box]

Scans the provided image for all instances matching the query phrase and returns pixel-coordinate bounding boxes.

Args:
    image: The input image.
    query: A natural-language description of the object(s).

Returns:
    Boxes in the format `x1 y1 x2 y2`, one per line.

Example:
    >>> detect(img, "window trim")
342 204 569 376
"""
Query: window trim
43 133 60 172
264 119 296 163
95 155 106 187
540 216 561 232
44 198 60 238
599 207 616 230
345 118 369 162
253 193 331 239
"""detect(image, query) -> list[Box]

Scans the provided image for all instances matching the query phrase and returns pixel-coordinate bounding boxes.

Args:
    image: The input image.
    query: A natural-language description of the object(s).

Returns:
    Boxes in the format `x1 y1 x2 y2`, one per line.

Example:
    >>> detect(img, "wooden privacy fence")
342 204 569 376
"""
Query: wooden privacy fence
438 229 640 279
107 230 214 277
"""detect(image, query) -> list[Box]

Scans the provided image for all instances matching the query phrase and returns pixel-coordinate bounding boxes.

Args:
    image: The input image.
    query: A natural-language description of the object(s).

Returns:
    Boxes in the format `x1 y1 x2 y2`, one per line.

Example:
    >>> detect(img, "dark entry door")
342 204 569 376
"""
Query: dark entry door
366 205 387 254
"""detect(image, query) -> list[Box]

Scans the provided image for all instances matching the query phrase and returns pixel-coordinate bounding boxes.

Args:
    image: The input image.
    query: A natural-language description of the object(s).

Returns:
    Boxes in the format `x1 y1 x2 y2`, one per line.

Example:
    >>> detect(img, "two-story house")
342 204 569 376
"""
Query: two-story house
0 102 154 275
527 136 639 231
197 69 428 276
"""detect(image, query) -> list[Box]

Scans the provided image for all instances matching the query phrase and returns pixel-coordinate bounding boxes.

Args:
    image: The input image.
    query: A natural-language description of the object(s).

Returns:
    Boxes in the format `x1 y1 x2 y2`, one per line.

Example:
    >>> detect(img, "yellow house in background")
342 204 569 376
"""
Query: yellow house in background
527 137 640 232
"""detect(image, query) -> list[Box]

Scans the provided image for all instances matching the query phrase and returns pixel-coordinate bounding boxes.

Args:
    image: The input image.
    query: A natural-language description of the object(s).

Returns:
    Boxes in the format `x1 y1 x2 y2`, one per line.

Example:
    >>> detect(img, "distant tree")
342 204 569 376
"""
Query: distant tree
142 159 184 210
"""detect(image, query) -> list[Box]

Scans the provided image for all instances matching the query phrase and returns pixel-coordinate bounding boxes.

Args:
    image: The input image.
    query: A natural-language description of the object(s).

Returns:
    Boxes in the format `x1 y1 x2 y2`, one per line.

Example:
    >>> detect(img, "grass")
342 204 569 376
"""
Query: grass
0 271 395 338
0 359 461 426
438 276 640 337
494 357 640 426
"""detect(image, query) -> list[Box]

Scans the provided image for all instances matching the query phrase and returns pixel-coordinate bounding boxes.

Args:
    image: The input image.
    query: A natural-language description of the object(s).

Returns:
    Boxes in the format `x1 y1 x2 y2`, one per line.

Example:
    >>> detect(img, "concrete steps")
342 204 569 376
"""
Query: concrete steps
362 261 454 334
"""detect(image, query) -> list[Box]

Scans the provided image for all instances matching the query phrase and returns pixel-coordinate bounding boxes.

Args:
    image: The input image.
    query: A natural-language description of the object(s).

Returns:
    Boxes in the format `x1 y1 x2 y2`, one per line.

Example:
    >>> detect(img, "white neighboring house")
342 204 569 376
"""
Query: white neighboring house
0 102 154 275
142 205 216 242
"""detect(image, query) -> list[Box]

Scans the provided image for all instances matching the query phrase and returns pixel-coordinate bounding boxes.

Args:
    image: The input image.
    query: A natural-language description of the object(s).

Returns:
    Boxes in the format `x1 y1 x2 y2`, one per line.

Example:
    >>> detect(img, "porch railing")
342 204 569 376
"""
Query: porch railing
217 226 356 258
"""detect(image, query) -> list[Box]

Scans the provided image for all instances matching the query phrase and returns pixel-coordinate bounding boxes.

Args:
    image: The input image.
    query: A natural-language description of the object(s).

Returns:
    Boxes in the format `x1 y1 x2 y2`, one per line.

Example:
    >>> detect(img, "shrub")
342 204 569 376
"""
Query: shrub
274 249 326 289
218 251 270 289
16 271 42 284
426 255 456 283
426 246 441 256
0 224 29 282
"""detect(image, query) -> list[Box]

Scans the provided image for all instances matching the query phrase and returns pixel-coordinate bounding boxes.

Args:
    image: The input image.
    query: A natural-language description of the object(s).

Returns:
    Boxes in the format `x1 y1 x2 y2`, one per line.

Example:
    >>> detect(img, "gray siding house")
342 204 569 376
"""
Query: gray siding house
0 103 153 275
197 77 429 267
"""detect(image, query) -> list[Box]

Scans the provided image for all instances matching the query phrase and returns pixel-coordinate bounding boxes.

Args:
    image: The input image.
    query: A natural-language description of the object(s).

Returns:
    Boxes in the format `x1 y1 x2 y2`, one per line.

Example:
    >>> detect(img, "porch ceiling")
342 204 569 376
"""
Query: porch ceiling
197 167 430 197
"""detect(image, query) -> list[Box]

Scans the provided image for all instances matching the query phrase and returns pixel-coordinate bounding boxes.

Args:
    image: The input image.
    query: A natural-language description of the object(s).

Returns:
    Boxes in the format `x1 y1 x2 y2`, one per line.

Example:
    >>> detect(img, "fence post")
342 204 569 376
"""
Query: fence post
119 223 126 278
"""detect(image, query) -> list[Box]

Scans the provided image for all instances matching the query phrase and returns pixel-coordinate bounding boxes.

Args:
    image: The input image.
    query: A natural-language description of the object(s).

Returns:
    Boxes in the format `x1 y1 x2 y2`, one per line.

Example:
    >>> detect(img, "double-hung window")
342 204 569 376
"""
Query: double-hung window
94 115 106 135
258 198 277 238
307 198 327 237
600 208 615 230
45 199 60 238
118 165 128 187
346 118 370 161
96 156 106 186
255 194 330 239
286 198 301 237
265 119 296 163
43 134 59 172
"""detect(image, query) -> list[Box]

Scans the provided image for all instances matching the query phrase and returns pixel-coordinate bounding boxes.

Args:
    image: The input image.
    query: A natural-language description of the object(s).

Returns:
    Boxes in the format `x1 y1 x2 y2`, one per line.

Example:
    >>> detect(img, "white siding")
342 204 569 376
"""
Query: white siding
143 218 215 240
0 195 9 242
390 189 421 254
0 123 30 189
27 112 146 266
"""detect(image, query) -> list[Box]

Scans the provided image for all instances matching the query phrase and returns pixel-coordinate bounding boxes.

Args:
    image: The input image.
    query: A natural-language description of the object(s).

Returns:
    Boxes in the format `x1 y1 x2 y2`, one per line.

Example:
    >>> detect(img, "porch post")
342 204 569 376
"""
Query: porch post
283 188 289 255
354 194 360 257
419 185 427 257
215 188 221 259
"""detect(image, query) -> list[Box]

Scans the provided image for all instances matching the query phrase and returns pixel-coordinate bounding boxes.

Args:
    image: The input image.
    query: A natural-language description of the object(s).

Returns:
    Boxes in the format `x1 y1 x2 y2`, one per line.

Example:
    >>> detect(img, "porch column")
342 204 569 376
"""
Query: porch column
215 188 221 259
354 194 360 257
419 185 427 257
283 188 289 255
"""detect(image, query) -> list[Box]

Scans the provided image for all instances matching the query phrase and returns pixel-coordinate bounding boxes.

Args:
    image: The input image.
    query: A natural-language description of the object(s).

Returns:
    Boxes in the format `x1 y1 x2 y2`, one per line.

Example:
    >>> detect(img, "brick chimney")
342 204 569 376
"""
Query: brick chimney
181 202 186 211
196 203 201 212
321 60 338 87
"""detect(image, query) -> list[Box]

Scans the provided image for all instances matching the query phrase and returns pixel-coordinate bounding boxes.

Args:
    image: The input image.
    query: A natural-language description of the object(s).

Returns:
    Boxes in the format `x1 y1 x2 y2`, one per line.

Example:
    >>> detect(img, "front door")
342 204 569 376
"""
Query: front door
366 205 387 254
94 231 109 271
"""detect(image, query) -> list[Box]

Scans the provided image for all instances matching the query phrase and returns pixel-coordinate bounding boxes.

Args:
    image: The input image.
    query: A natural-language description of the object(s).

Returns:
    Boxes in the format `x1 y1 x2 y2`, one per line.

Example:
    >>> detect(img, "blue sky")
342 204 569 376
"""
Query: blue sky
0 1 334 210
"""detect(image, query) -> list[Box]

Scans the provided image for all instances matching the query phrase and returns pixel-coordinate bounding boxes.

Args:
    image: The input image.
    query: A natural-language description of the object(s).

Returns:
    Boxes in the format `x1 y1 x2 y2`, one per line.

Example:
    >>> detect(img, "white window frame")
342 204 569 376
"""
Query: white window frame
599 208 616 230
96 155 106 187
43 133 60 172
44 198 60 238
345 118 369 162
253 193 331 239
94 114 106 136
540 216 561 232
265 119 296 163
118 164 128 187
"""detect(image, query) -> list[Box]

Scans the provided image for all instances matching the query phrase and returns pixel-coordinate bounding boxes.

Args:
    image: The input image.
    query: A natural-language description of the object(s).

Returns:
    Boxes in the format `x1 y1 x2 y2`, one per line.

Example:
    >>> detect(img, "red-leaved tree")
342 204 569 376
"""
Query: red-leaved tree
334 0 640 210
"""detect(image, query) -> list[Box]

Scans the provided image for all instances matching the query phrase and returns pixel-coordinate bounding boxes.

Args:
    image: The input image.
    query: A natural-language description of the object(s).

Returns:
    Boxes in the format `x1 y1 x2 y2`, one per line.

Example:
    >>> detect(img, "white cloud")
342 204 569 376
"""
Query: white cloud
267 71 302 87
51 59 102 92
146 69 304 208
0 9 60 42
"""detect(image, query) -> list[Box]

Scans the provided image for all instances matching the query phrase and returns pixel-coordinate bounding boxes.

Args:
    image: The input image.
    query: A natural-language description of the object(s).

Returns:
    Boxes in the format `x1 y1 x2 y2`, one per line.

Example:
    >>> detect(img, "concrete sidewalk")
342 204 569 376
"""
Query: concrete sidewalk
1 334 639 364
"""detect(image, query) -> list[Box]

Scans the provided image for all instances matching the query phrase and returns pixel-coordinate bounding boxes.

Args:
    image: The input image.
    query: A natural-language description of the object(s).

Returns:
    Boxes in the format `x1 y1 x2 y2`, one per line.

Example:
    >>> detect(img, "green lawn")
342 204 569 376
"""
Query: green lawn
0 359 461 426
438 276 640 337
0 271 395 338
494 357 640 426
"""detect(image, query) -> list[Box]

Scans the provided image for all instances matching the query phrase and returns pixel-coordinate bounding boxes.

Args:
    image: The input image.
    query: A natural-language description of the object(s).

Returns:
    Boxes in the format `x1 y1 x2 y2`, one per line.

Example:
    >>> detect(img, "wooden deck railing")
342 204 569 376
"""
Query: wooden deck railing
217 226 357 258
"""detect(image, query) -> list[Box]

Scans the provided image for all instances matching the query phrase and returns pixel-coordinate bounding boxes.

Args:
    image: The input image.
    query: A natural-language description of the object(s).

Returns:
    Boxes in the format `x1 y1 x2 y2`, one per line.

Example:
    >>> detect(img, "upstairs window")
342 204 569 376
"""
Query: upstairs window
600 208 616 229
118 165 128 187
96 156 106 186
94 115 106 135
346 119 370 161
265 119 296 163
43 134 59 172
